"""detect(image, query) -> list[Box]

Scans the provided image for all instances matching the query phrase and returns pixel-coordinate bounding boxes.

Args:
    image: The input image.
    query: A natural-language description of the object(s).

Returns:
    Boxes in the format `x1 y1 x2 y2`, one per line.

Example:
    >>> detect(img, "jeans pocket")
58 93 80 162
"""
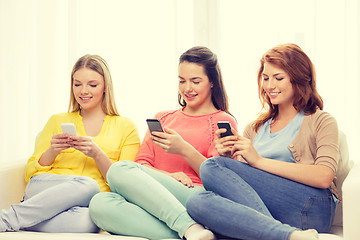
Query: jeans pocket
302 196 335 233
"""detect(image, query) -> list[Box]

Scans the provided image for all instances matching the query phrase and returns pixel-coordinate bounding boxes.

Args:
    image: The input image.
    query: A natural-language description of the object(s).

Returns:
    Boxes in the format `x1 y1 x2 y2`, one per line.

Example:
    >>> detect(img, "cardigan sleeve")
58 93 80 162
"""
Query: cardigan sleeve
291 110 339 173
243 122 257 140
313 111 339 173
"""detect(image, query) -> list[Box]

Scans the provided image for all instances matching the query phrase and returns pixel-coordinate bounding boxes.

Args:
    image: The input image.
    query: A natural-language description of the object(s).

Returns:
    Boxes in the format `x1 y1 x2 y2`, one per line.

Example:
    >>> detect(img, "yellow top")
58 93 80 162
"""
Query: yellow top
25 111 140 192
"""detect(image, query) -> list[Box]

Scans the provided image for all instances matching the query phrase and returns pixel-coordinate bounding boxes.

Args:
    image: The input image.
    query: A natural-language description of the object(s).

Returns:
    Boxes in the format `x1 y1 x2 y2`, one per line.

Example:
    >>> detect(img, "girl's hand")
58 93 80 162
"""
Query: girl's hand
215 127 240 158
151 128 187 155
167 172 194 188
50 133 73 155
38 133 73 166
232 136 263 166
69 135 102 159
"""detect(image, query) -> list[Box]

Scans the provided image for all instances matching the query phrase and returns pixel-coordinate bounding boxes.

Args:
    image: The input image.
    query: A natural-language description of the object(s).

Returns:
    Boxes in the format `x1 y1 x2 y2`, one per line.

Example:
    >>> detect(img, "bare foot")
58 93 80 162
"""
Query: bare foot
290 229 319 240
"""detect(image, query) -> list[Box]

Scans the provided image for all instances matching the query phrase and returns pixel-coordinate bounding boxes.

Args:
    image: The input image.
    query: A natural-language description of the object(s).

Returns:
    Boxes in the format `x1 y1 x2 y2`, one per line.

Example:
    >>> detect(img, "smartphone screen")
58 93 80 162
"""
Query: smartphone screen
146 119 164 134
61 123 77 136
217 121 233 138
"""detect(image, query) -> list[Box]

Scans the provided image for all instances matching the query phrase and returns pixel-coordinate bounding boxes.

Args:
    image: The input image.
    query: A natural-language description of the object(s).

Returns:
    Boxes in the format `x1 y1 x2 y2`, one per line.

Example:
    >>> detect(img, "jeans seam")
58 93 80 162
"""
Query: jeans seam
301 196 333 231
211 158 270 217
301 197 311 230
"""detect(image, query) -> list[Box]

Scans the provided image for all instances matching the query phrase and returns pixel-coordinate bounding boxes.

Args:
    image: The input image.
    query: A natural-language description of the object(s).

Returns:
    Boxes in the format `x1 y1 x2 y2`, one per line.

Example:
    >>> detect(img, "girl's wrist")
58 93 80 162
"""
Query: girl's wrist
97 150 107 161
179 141 195 158
92 144 106 160
251 156 264 168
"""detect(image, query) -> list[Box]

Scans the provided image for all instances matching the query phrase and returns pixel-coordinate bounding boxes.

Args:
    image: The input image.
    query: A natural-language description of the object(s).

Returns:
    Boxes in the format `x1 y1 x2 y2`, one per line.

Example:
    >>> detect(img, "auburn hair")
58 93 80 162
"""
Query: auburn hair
253 43 323 131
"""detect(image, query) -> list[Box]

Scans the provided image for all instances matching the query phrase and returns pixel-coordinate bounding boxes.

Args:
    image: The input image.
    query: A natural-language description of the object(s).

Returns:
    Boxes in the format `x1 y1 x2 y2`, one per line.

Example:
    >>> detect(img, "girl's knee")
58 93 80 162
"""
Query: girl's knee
107 161 140 188
186 192 213 224
107 161 137 181
200 157 222 179
89 192 125 219
201 156 223 169
186 191 209 213
89 192 127 230
73 176 100 199
202 157 219 167
89 193 107 217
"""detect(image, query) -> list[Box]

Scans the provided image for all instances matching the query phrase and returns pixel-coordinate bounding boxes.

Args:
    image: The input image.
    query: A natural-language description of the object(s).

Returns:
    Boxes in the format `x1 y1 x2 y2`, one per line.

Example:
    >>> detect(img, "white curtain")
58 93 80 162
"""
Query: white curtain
0 0 359 166
0 0 196 165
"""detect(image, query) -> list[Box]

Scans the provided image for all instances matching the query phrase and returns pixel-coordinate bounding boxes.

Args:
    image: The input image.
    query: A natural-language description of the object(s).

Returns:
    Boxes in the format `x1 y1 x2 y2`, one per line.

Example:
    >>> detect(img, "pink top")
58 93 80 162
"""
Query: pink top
135 108 237 186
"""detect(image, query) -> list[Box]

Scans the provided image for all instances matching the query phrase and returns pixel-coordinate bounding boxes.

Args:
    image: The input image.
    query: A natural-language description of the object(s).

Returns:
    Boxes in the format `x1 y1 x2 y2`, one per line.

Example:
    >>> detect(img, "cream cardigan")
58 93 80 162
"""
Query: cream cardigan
243 109 340 199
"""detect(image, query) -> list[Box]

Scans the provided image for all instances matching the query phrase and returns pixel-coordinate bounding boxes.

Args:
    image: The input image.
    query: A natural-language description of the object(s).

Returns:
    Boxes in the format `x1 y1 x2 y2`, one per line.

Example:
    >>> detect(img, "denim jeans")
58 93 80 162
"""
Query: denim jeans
186 157 336 240
0 173 100 233
89 160 204 239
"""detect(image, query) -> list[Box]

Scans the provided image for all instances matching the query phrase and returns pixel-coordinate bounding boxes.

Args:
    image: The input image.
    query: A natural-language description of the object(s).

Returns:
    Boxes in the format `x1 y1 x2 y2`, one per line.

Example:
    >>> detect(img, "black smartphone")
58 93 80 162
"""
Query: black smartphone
146 119 164 134
217 121 233 138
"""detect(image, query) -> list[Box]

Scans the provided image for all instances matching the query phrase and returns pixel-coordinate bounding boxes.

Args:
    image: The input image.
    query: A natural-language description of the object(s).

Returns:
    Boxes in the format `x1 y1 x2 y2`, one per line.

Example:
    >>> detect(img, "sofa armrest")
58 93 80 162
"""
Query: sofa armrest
342 162 360 239
0 162 27 210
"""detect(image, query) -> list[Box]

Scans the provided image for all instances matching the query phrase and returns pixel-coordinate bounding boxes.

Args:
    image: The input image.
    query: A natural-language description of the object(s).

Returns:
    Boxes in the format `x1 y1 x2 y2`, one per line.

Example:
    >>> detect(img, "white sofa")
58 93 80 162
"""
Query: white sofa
0 162 154 240
0 132 358 240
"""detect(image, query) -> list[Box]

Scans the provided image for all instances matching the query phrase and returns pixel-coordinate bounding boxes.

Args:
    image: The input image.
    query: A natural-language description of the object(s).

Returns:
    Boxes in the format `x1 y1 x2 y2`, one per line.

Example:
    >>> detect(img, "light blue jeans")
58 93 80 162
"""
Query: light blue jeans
89 161 204 239
186 157 337 240
0 173 100 233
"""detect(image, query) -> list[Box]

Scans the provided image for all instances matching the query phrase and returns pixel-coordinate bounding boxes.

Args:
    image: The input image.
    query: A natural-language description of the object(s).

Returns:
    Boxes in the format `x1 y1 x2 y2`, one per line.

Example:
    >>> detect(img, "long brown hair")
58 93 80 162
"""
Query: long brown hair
178 46 231 115
253 43 323 131
68 54 119 116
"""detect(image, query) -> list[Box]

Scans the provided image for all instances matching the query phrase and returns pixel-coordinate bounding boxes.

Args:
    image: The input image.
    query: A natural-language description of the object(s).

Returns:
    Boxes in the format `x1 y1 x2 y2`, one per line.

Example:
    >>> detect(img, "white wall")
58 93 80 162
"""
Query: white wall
0 0 359 167
215 0 360 161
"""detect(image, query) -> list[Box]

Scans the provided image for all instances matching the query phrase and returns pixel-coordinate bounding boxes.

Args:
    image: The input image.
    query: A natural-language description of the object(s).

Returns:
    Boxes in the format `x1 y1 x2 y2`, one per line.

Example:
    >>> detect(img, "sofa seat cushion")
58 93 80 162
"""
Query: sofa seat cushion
0 231 343 240
0 231 155 240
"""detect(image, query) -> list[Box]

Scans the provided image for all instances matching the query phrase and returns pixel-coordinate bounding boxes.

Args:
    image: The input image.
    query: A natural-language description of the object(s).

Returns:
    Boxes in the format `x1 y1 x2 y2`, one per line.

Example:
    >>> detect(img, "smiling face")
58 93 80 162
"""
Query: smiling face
262 62 295 109
178 61 215 115
72 68 105 113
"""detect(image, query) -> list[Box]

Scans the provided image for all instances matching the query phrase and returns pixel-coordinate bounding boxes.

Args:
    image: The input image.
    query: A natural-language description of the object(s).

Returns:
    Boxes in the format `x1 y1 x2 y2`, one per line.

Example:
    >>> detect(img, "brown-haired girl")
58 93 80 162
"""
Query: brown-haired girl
89 46 236 240
187 43 339 240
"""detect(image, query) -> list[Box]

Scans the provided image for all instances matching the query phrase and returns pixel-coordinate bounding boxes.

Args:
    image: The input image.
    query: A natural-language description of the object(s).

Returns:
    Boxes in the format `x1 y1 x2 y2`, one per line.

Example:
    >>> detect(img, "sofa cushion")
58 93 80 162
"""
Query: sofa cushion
332 131 354 226
0 163 27 210
0 231 150 240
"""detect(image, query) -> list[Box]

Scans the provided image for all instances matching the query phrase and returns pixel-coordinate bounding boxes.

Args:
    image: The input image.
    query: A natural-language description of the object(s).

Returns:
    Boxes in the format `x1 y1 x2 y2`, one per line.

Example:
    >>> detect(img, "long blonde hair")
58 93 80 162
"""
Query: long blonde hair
68 54 119 116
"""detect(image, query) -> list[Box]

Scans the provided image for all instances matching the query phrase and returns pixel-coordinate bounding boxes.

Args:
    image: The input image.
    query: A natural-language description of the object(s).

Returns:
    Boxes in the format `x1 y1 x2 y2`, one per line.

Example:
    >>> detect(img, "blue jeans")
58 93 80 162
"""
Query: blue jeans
186 157 336 240
89 161 204 239
0 173 100 233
